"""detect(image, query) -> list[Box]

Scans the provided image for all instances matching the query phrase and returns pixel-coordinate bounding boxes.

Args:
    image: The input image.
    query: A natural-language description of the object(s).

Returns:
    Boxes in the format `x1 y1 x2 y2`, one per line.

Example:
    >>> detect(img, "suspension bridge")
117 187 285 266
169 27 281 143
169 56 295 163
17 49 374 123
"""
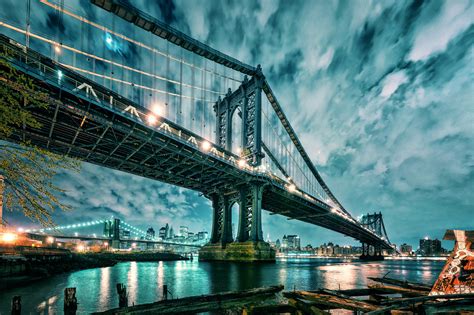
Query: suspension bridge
0 0 394 260
23 217 205 250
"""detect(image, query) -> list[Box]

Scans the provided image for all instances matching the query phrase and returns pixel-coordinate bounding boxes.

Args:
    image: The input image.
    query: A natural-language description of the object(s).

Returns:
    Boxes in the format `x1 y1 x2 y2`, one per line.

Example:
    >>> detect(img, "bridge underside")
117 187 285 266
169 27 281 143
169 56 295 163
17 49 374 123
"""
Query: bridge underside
1 36 392 260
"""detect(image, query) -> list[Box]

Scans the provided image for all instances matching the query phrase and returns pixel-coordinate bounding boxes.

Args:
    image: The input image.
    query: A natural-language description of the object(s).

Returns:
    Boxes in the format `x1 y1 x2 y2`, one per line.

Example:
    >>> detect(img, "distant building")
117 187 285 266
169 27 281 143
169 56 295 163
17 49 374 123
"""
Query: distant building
179 226 189 238
282 235 300 251
275 239 281 250
146 227 155 240
419 238 442 256
400 243 413 255
159 223 169 239
197 231 208 240
169 227 174 239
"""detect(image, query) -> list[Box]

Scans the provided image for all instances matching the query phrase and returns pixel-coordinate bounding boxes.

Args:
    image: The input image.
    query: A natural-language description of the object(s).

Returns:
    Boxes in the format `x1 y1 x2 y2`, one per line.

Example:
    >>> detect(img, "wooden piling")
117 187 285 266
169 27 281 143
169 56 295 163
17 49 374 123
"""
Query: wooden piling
116 283 128 308
11 296 21 315
64 288 78 315
162 285 168 301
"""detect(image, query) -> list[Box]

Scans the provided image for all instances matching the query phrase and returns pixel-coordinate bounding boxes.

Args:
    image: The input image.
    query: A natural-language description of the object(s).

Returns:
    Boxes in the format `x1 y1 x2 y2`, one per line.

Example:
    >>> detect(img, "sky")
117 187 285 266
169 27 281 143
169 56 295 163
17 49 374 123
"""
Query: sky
3 0 474 249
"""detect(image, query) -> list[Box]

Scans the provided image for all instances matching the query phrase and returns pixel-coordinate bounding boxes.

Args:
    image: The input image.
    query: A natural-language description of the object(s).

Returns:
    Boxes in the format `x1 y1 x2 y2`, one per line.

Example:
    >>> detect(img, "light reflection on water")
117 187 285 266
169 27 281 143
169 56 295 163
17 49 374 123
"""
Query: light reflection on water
0 258 444 314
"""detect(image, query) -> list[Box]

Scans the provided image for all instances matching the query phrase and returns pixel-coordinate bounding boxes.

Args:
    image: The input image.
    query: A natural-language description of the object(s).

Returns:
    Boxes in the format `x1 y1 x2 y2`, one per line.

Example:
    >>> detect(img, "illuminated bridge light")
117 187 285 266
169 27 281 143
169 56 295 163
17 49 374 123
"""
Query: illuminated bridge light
201 140 211 152
147 114 157 125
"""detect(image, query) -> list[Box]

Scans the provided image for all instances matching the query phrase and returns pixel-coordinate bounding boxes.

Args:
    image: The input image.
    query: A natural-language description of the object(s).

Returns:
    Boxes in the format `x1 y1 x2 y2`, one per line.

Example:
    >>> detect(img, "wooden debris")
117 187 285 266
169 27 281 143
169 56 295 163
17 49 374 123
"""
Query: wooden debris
367 283 428 297
366 293 474 315
287 297 329 315
243 303 297 315
93 285 284 315
284 290 379 312
368 276 431 291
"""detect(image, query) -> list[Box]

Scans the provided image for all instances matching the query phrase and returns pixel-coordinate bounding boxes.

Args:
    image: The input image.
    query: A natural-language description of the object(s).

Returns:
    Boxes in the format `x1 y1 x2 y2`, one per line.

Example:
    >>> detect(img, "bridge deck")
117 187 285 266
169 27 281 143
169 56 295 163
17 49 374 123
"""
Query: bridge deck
0 35 391 249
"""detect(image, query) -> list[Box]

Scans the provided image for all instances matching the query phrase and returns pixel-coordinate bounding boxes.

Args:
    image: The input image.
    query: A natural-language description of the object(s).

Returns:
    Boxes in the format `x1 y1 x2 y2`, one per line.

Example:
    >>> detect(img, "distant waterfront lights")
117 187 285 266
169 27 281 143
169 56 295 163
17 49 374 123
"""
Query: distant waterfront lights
1 233 17 243
74 232 78 237
201 140 211 152
76 244 85 252
46 236 54 244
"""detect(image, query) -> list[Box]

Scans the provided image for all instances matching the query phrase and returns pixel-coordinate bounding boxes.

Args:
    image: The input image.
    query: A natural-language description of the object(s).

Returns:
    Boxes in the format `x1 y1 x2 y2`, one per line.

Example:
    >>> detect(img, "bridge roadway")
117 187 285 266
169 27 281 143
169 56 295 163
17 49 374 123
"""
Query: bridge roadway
0 35 391 250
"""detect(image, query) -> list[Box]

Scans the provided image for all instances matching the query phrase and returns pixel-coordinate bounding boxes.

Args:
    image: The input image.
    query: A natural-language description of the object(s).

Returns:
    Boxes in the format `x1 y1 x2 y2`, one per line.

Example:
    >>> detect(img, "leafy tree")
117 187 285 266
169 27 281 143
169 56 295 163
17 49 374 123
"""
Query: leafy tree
0 55 79 227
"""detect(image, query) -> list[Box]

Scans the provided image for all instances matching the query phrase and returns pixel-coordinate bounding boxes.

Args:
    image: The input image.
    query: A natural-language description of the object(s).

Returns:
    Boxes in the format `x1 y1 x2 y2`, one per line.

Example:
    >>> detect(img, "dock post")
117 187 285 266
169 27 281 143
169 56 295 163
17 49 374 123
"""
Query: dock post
116 283 128 308
64 288 77 315
11 296 21 315
162 285 168 300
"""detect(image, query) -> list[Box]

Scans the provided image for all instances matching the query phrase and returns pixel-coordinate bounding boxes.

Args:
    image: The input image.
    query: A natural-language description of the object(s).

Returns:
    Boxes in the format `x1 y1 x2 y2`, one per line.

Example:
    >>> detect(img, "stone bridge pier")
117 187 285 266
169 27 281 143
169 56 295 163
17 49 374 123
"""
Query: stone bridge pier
360 242 384 261
199 181 275 262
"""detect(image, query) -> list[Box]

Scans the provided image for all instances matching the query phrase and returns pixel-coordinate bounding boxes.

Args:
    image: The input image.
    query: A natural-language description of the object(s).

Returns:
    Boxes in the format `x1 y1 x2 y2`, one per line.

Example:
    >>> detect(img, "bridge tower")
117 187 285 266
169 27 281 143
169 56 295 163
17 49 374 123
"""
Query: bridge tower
359 212 389 260
111 218 121 249
199 68 274 262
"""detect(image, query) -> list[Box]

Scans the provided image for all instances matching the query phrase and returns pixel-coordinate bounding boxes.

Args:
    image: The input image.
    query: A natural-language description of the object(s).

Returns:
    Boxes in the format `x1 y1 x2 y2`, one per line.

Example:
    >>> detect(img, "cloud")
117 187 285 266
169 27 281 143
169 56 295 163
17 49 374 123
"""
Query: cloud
408 0 473 62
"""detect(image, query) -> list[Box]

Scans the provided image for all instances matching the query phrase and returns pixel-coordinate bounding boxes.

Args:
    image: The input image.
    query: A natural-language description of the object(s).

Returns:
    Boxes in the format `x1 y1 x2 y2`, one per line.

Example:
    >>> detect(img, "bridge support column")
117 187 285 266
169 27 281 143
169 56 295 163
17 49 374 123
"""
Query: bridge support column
250 182 264 242
360 242 384 261
200 182 274 262
236 186 250 242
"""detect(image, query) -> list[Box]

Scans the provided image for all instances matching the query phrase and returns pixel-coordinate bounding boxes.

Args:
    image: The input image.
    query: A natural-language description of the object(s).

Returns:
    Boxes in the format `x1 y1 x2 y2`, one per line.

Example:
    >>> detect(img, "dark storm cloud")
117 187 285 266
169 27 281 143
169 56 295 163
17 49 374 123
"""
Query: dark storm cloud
2 0 473 248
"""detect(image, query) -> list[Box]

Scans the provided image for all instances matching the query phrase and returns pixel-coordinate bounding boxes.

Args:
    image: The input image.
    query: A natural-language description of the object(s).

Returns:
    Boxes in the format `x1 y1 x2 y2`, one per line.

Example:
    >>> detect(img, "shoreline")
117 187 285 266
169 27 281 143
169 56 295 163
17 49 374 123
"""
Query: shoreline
0 251 187 291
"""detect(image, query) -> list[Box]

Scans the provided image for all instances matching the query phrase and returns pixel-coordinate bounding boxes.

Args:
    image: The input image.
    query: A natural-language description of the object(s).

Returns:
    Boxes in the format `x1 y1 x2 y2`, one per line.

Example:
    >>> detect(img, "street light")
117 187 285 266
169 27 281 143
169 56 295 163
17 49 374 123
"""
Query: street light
151 103 164 116
238 159 247 168
46 236 54 244
147 114 157 125
1 233 17 243
201 141 211 152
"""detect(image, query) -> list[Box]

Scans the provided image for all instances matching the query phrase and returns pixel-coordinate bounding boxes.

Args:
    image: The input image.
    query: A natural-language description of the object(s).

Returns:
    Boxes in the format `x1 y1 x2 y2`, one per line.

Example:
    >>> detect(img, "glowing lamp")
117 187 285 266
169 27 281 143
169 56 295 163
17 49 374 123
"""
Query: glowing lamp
201 141 211 151
1 233 17 243
147 114 157 125
104 242 109 247
238 159 246 168
54 45 61 53
46 236 54 244
287 184 296 192
151 103 163 116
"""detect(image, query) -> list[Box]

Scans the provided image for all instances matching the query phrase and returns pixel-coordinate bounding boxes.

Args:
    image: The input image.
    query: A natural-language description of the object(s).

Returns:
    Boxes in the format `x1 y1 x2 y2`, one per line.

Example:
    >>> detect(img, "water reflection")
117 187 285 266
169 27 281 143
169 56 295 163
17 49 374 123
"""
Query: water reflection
99 267 110 307
127 262 138 305
0 258 445 313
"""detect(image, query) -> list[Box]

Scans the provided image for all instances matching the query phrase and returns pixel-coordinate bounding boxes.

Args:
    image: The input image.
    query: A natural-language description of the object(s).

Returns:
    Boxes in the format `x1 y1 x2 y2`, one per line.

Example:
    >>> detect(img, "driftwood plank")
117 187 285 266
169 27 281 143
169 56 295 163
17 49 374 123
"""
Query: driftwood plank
368 277 431 291
243 303 297 315
368 283 428 297
366 293 474 315
287 297 329 315
284 291 379 312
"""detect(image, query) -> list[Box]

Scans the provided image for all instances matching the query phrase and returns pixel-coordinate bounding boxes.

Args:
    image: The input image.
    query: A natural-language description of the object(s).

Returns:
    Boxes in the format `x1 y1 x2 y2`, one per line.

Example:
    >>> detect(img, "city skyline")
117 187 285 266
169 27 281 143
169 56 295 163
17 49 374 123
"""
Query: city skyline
2 0 473 249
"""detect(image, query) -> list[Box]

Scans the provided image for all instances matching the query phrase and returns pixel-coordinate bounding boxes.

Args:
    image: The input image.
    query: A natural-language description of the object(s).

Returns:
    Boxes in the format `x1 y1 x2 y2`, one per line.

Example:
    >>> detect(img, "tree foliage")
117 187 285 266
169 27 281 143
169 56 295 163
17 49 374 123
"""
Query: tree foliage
0 55 79 227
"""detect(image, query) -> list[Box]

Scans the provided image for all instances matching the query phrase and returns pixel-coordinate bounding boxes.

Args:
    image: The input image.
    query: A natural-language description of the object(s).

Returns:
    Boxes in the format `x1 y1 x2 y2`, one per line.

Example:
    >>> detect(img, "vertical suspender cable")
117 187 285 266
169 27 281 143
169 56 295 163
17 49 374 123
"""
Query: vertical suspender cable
25 0 31 47
166 41 170 118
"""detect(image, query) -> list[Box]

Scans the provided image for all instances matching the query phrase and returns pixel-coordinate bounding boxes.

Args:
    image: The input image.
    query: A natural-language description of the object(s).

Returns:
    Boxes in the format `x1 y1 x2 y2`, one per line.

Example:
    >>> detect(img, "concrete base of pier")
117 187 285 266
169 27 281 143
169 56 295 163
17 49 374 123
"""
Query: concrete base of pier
359 254 384 261
199 241 275 262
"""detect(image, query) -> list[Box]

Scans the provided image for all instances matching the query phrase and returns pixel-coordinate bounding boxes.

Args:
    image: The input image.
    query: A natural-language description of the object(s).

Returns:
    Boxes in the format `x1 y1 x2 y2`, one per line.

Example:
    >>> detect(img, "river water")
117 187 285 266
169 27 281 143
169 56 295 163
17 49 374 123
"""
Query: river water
0 258 445 314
